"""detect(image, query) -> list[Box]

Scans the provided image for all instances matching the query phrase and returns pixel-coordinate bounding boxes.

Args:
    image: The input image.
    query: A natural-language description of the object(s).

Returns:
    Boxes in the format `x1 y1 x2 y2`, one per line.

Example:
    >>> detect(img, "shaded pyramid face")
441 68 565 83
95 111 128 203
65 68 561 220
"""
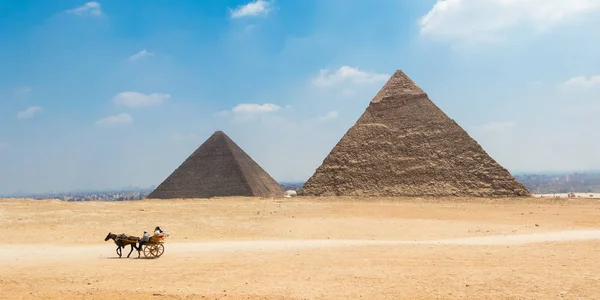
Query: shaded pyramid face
147 131 284 199
301 70 531 197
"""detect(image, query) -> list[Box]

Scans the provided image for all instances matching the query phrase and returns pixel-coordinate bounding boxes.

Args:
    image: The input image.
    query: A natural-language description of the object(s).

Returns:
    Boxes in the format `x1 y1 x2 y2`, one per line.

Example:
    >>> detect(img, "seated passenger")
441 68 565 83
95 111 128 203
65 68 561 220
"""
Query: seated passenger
154 226 165 237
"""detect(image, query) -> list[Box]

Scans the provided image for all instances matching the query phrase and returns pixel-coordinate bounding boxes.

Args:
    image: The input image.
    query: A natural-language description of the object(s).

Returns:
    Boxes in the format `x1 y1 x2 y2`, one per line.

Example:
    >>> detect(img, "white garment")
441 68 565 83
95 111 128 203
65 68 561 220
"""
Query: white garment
141 232 150 242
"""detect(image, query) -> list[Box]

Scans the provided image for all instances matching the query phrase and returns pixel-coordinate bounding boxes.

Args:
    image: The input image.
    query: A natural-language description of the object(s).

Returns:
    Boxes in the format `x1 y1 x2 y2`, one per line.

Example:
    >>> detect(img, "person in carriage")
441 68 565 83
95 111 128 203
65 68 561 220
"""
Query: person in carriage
154 226 164 236
154 226 169 238
137 231 150 252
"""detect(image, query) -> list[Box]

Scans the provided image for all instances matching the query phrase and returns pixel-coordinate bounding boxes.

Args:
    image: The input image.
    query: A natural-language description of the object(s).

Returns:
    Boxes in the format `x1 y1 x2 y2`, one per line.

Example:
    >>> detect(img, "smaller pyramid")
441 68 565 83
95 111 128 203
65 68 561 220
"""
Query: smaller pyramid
147 131 284 199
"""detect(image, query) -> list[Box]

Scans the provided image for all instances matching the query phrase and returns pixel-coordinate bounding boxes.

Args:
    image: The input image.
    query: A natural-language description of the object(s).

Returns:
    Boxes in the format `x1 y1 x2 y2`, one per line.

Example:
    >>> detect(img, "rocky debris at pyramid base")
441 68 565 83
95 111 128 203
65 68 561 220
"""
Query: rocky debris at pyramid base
300 69 531 198
147 131 284 199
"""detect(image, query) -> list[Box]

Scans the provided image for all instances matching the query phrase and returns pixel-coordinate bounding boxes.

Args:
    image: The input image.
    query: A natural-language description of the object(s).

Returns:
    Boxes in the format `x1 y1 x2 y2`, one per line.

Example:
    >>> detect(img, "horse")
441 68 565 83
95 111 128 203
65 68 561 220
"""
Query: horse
104 232 140 258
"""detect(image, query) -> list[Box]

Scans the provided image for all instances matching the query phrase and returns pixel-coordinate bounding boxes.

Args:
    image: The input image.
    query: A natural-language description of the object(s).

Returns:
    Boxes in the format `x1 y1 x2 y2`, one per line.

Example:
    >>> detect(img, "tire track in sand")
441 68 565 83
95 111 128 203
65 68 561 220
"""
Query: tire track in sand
2 229 600 265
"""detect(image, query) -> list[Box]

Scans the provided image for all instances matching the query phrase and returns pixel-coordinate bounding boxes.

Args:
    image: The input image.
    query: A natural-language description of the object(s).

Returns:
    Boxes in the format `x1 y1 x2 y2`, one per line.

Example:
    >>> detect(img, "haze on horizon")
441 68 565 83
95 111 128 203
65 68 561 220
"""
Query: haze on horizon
1 0 599 195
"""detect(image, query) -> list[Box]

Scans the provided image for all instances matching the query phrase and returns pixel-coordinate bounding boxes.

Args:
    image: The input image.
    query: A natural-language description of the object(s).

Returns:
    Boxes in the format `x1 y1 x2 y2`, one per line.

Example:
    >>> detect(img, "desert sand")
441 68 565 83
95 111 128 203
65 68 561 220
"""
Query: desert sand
2 196 600 299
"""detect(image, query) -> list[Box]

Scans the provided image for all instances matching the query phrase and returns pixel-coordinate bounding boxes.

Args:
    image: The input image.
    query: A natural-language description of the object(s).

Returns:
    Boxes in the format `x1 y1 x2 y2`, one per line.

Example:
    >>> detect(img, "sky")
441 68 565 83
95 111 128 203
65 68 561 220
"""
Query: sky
1 0 599 195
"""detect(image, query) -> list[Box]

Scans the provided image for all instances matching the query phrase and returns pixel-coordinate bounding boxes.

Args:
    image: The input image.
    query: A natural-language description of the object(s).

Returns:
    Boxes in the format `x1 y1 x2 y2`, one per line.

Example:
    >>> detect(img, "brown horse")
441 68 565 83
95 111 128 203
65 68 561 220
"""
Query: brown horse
104 232 140 258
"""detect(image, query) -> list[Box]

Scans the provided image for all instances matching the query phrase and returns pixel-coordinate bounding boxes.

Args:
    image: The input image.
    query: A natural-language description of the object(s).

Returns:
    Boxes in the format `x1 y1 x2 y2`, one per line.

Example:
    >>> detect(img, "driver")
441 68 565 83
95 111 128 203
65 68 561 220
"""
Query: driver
138 231 150 252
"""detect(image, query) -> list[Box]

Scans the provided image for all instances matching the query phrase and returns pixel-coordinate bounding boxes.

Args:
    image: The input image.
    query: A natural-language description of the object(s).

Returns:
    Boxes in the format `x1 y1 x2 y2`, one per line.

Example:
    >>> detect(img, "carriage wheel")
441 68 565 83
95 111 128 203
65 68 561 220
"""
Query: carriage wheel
142 244 156 258
142 243 164 259
155 244 164 258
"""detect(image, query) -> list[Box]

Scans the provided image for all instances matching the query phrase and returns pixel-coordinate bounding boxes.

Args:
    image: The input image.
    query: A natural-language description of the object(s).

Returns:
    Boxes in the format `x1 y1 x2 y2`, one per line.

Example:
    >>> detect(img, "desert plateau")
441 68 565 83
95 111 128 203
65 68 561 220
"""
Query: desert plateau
2 197 600 300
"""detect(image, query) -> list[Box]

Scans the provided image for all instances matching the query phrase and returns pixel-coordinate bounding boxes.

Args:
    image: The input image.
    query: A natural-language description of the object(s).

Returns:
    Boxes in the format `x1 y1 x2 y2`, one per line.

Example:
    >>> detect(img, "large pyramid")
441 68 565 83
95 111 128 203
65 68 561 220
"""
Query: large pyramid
300 70 531 197
147 131 284 199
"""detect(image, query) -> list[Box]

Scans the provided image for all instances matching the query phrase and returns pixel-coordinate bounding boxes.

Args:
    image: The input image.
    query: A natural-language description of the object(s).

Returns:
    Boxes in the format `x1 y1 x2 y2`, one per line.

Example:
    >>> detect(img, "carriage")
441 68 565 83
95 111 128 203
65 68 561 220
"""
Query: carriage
140 234 167 259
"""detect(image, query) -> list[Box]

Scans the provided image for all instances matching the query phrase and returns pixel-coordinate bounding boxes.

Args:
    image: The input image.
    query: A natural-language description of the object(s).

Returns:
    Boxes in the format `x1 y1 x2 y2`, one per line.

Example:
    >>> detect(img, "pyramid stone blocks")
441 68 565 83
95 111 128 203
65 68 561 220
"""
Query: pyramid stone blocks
147 131 284 199
300 70 531 197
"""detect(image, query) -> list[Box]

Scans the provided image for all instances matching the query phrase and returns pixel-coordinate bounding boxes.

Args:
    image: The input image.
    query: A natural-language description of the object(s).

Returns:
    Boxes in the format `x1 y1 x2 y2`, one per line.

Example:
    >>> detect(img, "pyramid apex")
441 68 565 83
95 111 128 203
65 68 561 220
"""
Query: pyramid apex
370 69 426 104
211 130 227 137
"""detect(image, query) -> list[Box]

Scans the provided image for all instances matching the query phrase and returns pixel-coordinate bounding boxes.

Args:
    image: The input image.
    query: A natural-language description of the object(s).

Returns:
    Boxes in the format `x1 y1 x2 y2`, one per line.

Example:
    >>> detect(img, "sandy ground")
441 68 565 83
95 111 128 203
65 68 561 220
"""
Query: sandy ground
2 196 600 300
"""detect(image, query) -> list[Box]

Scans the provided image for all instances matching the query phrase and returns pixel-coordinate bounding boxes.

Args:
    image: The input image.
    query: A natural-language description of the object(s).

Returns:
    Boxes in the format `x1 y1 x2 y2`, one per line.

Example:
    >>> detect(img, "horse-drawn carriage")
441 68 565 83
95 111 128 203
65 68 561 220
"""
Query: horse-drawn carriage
104 231 169 259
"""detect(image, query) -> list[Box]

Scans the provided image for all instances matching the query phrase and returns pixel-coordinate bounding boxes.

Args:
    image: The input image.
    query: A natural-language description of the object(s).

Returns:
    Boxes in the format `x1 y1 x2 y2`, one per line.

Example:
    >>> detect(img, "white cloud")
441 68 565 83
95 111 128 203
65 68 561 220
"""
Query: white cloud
230 0 272 18
215 103 283 123
0 141 8 150
66 1 102 16
95 113 133 126
16 106 43 120
14 86 32 97
113 92 170 108
420 0 600 43
232 103 281 113
560 75 600 90
128 49 153 61
318 111 339 121
472 121 517 134
312 66 389 88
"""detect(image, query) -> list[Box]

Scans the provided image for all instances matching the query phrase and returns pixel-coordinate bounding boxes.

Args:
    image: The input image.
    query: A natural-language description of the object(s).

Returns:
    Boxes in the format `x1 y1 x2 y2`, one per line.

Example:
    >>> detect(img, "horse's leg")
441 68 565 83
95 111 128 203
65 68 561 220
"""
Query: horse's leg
116 246 122 258
127 244 134 258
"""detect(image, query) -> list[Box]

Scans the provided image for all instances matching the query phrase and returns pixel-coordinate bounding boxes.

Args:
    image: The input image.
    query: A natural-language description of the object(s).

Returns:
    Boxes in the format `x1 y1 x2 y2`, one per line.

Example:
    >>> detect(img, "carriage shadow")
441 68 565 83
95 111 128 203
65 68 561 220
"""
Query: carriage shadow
102 256 159 260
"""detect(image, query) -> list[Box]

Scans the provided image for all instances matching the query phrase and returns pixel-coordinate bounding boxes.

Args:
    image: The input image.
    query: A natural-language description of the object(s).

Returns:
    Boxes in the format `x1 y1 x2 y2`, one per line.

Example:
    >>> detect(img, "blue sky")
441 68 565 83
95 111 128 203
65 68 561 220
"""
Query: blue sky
1 0 599 195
